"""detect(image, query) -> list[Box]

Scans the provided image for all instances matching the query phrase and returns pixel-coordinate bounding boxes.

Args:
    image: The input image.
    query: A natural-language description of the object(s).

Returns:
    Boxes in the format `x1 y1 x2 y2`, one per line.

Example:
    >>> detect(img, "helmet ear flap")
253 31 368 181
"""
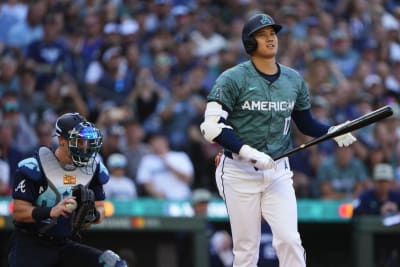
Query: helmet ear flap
243 36 257 54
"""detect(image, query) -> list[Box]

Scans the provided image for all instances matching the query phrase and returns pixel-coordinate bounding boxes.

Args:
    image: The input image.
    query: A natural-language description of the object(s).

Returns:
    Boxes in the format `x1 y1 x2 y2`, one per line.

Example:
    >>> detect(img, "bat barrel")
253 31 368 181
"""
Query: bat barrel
274 105 393 160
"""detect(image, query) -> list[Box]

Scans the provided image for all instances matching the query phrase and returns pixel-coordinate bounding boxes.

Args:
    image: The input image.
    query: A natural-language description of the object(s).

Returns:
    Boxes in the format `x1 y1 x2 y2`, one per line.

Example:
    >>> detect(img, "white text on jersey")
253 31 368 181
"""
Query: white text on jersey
241 101 295 111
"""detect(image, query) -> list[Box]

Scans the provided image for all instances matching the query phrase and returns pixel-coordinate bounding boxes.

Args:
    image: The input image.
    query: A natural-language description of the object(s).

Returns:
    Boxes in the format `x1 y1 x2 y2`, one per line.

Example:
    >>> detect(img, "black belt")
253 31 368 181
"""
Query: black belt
17 228 68 243
224 151 233 159
224 150 262 171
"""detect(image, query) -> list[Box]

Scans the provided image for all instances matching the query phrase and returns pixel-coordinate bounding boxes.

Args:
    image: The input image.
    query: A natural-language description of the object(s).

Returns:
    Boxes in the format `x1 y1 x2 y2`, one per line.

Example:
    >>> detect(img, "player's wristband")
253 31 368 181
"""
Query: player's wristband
32 207 52 222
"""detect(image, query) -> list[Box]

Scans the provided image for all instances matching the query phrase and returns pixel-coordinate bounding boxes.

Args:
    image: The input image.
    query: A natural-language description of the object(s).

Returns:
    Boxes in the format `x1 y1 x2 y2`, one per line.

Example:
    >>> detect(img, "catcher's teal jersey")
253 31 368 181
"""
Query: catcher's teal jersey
207 60 311 158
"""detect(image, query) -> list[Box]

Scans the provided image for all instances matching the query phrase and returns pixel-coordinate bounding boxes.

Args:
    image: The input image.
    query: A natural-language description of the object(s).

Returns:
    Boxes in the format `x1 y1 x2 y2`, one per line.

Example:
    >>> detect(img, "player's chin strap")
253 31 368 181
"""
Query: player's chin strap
99 250 128 267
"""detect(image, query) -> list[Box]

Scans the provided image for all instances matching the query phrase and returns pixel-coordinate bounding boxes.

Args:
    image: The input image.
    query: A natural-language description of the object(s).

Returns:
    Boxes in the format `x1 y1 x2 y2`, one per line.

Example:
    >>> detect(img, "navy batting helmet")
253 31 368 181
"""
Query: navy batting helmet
242 13 282 54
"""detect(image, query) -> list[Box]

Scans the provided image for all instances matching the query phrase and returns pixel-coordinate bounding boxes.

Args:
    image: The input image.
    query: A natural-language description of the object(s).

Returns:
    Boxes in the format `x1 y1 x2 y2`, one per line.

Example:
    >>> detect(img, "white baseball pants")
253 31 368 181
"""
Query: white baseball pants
215 155 306 267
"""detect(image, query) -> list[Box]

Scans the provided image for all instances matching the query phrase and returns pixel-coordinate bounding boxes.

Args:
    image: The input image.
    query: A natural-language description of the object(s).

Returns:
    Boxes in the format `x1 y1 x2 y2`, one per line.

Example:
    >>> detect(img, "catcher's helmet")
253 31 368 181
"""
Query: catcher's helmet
55 112 87 138
56 113 103 167
242 13 282 54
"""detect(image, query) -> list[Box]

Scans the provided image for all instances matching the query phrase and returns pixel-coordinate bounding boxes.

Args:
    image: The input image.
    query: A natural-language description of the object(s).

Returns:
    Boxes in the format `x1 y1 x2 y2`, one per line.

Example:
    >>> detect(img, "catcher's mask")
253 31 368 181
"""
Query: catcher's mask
55 113 103 167
68 121 103 167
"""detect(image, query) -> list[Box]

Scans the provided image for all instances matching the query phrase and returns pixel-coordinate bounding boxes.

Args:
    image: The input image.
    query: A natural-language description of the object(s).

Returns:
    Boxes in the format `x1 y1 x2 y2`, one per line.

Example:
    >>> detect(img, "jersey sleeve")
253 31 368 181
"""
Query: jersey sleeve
89 161 110 201
207 72 240 112
12 157 44 203
294 78 311 111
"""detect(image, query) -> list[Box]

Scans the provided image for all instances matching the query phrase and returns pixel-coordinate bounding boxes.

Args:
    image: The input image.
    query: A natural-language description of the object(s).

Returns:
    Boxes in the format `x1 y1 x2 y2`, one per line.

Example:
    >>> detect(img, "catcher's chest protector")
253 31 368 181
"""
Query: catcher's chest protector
37 146 95 207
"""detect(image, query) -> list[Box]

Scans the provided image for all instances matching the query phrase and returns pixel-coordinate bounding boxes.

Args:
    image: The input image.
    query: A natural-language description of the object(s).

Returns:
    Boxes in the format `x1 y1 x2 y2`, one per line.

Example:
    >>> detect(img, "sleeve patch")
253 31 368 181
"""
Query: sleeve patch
98 162 110 185
17 157 43 182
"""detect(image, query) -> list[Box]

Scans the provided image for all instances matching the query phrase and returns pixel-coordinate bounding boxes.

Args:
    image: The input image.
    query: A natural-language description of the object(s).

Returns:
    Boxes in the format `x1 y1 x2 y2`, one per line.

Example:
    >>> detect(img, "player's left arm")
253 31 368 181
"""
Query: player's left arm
89 161 110 224
291 109 330 137
294 76 356 147
292 109 357 147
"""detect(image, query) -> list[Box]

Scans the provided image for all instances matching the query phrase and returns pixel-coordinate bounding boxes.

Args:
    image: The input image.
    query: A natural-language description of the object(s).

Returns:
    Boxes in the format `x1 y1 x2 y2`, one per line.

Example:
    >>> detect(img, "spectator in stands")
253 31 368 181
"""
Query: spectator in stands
157 74 205 150
102 22 121 48
63 26 88 84
34 76 88 125
120 18 140 46
0 122 23 184
0 0 28 43
5 0 45 53
170 39 199 81
363 144 388 177
304 48 348 96
127 67 166 133
329 28 360 78
80 12 103 69
24 13 67 91
123 42 141 80
188 188 234 267
99 124 125 164
1 90 38 155
16 66 40 125
95 46 135 106
136 132 193 200
95 102 133 132
0 153 10 196
385 60 400 96
0 56 19 94
25 120 56 157
186 117 221 193
104 153 137 200
151 52 173 91
121 119 150 182
190 12 227 58
317 146 369 199
353 163 400 216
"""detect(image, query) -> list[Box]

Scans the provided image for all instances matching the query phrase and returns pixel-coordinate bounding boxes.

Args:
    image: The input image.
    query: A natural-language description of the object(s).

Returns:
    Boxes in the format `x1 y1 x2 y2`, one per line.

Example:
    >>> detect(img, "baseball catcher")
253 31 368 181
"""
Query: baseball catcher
8 112 127 267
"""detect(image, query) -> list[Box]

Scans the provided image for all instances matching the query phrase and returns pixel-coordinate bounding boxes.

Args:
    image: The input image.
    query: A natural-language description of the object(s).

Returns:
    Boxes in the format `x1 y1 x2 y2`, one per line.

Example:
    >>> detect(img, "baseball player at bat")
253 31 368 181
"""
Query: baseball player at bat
200 13 357 267
8 113 127 267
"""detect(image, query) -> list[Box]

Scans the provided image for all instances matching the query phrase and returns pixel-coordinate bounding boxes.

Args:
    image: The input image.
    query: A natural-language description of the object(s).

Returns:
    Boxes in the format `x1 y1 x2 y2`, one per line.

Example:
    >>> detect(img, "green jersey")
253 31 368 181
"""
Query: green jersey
207 60 311 158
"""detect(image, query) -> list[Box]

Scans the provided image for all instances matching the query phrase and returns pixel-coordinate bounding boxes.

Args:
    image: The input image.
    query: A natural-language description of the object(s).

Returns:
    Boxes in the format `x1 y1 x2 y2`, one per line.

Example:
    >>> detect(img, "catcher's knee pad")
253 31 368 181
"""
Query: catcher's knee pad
99 250 127 267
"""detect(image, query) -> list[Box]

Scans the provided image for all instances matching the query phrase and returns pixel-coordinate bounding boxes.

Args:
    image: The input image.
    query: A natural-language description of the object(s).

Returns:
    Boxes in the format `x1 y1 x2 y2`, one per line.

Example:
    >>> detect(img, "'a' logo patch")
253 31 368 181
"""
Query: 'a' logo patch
63 174 77 184
260 15 271 25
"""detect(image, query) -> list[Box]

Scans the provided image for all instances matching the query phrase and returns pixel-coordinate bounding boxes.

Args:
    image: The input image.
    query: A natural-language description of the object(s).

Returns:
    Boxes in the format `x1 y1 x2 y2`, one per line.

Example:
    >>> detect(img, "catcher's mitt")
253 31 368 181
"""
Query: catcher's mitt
71 184 98 238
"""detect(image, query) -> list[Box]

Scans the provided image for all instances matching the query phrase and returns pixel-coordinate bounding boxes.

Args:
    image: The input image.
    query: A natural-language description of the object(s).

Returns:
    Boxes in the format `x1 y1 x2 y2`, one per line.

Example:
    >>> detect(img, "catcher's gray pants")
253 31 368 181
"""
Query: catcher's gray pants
215 155 306 267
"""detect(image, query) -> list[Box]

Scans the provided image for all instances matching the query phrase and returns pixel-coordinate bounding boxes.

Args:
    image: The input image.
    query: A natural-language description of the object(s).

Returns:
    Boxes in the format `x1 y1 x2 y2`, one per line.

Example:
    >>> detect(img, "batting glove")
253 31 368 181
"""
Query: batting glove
239 145 277 170
328 121 357 147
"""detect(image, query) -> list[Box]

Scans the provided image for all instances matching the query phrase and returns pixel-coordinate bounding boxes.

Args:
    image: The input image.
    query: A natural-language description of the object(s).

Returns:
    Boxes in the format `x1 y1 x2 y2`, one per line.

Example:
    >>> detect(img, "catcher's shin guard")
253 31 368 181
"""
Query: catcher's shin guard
99 250 127 267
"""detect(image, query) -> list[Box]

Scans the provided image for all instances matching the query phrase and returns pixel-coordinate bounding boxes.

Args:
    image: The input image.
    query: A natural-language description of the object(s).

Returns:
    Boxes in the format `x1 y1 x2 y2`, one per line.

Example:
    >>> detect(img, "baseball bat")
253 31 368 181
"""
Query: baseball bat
274 105 394 160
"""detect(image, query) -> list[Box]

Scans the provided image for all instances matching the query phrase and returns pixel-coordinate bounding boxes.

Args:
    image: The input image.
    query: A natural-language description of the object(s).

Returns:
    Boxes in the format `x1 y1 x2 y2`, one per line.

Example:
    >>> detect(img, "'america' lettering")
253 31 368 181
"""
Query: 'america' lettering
241 101 295 111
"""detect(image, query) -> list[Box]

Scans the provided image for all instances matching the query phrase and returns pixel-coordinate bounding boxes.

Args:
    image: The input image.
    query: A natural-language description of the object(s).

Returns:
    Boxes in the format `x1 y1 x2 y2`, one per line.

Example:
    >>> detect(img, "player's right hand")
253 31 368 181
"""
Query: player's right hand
50 196 76 218
238 145 277 170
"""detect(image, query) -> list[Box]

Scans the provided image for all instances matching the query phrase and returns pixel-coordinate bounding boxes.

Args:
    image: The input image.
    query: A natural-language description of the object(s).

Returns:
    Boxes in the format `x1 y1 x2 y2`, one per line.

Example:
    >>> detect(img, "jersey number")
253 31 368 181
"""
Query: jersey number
283 117 291 135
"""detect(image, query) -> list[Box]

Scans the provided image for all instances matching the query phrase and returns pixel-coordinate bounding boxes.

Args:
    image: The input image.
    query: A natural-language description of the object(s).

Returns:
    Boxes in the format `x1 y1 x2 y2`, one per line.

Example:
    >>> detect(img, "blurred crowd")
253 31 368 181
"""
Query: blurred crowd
0 0 400 201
